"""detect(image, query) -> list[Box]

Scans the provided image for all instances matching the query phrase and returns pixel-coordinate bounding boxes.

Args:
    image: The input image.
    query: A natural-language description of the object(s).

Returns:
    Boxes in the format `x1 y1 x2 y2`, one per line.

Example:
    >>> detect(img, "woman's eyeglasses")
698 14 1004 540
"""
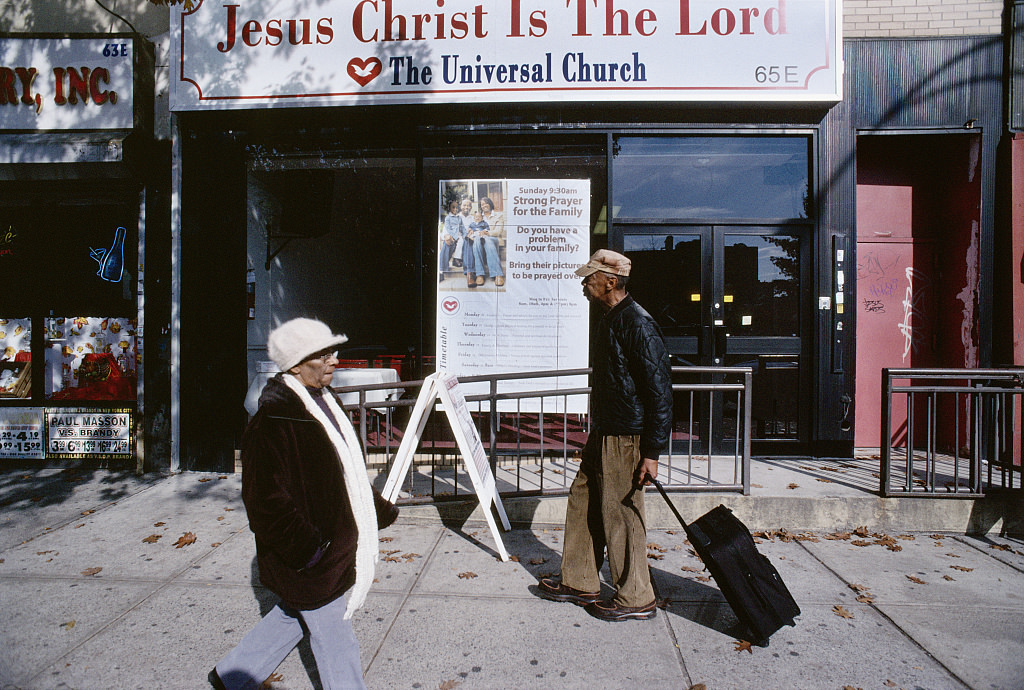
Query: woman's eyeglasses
305 350 339 364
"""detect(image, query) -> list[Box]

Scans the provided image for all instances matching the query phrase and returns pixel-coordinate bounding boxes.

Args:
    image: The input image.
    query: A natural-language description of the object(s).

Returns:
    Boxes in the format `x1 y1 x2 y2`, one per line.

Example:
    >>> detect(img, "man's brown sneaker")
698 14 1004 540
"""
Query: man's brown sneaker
536 578 601 606
584 599 658 621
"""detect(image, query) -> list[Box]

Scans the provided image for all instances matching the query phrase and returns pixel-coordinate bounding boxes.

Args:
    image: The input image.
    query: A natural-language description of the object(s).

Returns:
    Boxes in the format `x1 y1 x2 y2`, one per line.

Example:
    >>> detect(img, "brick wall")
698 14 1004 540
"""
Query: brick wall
844 0 1005 37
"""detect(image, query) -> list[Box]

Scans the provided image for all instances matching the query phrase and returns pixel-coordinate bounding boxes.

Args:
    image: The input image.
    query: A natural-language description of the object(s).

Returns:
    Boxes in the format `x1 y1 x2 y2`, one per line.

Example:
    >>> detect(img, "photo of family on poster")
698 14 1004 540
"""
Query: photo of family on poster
438 180 507 292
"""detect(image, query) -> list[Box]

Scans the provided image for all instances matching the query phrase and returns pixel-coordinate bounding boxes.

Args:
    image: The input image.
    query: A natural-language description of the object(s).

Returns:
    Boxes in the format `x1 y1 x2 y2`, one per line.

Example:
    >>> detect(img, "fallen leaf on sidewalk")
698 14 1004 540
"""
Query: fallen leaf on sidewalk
833 605 854 619
680 565 701 573
379 536 393 543
825 531 851 540
198 477 213 483
943 575 955 581
402 553 420 562
950 565 973 572
906 575 927 584
786 483 799 490
990 543 1011 551
733 640 753 653
81 510 95 516
81 567 102 577
60 620 75 630
528 557 546 565
154 522 165 527
173 532 196 548
884 681 897 687
439 680 462 690
853 526 871 537
688 683 706 689
211 543 221 547
260 672 283 687
856 594 875 604
695 575 711 582
142 534 162 544
457 571 478 579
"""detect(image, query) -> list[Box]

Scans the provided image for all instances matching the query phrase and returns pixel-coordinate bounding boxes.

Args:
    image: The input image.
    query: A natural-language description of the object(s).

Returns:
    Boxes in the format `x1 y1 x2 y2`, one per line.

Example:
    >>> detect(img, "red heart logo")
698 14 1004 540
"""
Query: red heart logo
347 57 382 87
442 299 458 313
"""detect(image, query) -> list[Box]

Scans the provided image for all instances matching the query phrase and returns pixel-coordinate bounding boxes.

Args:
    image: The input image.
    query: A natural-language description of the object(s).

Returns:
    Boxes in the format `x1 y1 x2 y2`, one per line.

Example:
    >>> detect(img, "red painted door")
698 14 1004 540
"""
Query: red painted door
854 240 936 447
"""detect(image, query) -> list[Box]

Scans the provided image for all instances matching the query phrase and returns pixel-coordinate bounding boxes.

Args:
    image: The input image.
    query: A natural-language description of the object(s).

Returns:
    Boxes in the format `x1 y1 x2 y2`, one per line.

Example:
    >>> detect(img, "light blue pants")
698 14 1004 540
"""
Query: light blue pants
472 236 504 277
216 594 365 690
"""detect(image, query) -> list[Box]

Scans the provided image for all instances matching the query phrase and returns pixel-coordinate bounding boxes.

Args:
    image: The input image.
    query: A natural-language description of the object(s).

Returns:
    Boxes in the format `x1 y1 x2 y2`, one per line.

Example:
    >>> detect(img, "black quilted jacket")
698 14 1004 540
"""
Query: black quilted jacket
589 295 673 459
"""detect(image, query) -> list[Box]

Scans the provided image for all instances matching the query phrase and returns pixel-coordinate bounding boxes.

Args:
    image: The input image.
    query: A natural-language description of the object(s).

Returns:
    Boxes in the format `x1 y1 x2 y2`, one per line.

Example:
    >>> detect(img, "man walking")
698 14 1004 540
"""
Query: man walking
538 249 673 621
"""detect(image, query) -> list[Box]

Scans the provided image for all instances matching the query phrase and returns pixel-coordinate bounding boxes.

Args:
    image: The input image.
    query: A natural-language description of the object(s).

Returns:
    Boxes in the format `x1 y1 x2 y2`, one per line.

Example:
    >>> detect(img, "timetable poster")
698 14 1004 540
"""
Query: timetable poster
436 178 589 412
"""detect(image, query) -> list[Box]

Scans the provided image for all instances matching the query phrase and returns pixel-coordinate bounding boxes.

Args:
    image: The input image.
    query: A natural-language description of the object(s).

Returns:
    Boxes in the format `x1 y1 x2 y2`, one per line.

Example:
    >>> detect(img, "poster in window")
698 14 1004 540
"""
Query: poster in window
436 179 590 412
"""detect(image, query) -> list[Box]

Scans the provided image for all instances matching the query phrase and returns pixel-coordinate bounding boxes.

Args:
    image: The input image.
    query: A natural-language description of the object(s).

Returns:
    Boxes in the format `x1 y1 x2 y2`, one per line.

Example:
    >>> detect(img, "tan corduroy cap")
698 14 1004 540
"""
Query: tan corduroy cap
574 249 631 277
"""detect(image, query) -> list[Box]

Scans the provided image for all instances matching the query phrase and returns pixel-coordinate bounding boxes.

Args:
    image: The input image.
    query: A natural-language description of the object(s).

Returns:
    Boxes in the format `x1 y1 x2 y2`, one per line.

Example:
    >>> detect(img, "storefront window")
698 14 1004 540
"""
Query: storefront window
612 136 811 220
0 318 31 398
45 317 137 401
0 187 139 405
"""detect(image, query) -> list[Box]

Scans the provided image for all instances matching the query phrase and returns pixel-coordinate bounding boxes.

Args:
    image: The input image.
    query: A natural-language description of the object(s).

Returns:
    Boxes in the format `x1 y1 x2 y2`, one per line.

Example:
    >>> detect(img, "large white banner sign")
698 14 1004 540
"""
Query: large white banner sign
436 178 589 411
171 0 841 110
0 38 134 130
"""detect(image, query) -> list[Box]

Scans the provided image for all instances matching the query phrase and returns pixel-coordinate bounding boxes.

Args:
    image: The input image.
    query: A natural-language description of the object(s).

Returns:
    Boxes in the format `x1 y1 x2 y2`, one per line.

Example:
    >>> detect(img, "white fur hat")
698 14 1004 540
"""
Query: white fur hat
267 318 349 371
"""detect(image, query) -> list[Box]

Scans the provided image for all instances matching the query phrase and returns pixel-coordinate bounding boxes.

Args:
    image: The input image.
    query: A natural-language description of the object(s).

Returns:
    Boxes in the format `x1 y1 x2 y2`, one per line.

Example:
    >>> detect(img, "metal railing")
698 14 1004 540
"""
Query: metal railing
333 365 753 501
880 368 1024 497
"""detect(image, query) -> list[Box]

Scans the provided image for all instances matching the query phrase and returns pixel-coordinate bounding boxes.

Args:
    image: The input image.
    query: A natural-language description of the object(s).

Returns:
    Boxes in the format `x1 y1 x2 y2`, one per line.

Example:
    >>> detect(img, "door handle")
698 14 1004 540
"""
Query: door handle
714 328 727 363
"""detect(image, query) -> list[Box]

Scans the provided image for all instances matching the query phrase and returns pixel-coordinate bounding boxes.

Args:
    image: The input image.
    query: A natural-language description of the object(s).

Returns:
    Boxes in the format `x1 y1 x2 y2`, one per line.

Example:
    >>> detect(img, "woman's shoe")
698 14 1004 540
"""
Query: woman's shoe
495 276 505 286
476 275 485 286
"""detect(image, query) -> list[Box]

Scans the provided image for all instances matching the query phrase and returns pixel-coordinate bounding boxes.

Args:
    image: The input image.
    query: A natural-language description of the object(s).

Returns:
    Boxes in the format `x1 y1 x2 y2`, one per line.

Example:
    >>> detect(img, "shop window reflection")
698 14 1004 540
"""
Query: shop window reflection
612 136 811 220
624 234 701 337
723 235 800 337
45 317 137 401
0 318 32 398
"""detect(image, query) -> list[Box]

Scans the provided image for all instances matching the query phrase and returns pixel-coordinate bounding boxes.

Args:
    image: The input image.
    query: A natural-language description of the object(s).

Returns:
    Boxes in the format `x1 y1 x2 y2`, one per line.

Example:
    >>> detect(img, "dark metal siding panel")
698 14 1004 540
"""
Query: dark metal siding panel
813 43 858 447
851 37 1004 131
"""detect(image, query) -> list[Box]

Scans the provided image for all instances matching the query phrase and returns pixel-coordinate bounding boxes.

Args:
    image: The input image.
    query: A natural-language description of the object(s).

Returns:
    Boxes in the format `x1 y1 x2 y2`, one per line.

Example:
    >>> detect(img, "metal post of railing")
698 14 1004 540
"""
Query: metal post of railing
742 368 752 496
881 368 893 496
488 377 498 474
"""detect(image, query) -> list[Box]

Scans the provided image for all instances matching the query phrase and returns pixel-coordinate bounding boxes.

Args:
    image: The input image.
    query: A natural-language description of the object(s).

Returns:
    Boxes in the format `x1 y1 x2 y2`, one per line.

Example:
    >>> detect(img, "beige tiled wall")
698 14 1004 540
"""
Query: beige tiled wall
844 0 1004 37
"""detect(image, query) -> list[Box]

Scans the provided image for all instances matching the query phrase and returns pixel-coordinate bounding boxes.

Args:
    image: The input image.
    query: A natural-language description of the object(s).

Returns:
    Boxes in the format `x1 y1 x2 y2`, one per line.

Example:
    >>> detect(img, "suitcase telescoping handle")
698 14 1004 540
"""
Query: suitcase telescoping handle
649 479 712 550
650 478 689 529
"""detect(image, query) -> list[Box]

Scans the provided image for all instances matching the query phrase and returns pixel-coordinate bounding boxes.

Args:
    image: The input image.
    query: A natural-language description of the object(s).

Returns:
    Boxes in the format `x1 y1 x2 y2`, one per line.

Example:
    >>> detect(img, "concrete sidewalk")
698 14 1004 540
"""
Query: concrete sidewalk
0 468 1022 689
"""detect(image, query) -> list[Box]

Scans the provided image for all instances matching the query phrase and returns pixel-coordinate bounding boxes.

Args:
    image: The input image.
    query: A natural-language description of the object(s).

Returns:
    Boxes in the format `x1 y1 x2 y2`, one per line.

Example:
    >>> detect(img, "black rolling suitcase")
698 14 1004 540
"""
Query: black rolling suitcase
652 480 800 645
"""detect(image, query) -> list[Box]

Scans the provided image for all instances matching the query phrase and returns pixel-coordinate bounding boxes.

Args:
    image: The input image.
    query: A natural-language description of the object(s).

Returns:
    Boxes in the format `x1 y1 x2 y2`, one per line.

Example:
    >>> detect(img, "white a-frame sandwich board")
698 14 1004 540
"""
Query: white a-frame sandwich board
382 372 511 561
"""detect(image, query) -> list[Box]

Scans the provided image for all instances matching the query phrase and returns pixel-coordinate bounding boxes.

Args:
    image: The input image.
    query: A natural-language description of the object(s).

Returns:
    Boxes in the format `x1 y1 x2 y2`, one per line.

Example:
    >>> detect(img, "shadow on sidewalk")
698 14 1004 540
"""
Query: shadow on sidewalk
434 495 744 640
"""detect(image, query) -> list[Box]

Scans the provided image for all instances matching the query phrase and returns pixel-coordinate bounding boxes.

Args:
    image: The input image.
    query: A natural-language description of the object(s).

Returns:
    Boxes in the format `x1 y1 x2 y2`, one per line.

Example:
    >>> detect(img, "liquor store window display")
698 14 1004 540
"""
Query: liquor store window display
45 316 137 401
0 318 31 399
